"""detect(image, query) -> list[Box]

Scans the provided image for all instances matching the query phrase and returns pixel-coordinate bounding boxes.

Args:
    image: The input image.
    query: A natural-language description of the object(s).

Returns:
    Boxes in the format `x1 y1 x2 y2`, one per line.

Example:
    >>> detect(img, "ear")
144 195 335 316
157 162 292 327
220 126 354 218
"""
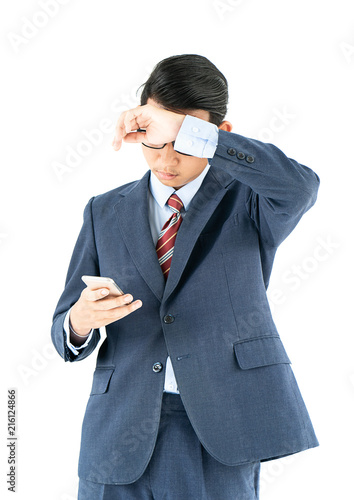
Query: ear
218 120 233 132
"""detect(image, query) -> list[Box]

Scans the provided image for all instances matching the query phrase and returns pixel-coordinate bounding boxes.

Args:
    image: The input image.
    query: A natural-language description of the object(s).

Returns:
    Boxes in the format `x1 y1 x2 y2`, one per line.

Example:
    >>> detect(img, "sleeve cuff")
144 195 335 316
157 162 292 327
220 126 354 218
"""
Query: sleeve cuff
64 308 94 356
174 115 219 158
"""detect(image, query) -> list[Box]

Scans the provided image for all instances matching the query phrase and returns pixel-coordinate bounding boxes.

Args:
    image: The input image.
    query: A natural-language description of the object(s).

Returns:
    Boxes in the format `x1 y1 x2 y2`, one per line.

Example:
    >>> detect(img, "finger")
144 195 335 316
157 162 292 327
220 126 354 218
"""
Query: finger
101 300 143 322
112 125 127 150
112 110 129 150
124 105 156 135
90 293 135 311
84 287 123 302
122 131 147 144
123 107 145 134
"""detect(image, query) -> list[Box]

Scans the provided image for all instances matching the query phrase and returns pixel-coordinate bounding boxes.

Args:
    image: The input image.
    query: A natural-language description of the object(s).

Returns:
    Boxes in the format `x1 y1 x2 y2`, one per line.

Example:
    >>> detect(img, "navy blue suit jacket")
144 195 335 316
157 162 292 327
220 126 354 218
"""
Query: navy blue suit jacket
51 129 320 485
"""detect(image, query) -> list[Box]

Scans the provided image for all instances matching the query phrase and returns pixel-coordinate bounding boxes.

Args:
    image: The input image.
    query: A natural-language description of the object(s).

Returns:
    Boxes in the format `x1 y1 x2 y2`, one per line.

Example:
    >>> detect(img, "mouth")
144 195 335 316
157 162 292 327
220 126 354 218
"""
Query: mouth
155 170 178 180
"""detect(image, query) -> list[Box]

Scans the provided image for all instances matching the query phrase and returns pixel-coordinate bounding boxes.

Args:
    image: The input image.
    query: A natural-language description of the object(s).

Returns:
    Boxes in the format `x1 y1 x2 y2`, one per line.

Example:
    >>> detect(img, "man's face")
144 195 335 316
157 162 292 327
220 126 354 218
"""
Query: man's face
141 98 210 189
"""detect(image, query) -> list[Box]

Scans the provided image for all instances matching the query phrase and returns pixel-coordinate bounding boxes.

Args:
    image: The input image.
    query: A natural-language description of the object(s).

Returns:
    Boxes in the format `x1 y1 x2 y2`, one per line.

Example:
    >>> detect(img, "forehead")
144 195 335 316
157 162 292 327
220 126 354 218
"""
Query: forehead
147 97 210 122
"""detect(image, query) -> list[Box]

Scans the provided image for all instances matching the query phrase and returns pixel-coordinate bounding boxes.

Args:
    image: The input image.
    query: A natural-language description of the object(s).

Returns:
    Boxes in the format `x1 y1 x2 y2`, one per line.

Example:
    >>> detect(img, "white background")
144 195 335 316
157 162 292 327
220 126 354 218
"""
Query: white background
1 0 353 498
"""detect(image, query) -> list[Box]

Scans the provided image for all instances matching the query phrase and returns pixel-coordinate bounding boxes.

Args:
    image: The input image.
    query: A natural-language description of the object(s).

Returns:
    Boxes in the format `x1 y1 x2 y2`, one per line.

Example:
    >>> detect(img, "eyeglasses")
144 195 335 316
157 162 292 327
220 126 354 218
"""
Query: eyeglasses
137 129 192 156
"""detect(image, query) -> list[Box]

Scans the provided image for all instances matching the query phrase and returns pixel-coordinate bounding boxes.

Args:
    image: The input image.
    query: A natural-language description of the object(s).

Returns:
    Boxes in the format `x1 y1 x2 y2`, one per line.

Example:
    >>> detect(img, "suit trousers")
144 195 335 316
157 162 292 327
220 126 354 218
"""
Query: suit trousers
78 393 260 500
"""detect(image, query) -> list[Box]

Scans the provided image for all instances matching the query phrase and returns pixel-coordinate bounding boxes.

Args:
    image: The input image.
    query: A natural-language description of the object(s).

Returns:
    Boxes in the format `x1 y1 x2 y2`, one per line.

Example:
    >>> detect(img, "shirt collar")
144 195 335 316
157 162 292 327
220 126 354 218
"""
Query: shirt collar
149 163 211 211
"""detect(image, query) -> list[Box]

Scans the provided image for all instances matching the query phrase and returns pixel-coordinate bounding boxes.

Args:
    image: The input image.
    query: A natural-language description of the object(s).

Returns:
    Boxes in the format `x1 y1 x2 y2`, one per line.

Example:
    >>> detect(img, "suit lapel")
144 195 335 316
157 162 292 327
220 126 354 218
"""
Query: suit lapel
163 167 235 302
114 171 165 302
114 167 235 303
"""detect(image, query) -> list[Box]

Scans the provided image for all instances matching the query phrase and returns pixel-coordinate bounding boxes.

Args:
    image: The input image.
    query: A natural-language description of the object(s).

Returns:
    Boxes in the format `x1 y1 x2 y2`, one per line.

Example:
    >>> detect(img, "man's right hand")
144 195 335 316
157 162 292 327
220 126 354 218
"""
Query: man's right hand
69 287 142 336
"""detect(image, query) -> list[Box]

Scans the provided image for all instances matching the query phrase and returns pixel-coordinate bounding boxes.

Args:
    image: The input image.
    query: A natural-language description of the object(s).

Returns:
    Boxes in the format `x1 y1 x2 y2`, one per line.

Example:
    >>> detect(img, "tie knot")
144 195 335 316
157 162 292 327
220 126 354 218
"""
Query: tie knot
167 194 184 214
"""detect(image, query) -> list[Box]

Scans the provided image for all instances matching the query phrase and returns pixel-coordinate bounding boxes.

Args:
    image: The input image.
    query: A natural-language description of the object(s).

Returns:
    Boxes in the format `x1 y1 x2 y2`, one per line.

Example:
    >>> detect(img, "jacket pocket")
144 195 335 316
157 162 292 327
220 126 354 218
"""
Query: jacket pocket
90 367 115 395
233 336 291 370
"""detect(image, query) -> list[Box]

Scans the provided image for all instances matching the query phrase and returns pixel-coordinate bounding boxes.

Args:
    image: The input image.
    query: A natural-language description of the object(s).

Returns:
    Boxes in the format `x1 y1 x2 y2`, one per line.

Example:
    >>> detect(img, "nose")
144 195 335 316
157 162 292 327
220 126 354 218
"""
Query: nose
157 143 179 166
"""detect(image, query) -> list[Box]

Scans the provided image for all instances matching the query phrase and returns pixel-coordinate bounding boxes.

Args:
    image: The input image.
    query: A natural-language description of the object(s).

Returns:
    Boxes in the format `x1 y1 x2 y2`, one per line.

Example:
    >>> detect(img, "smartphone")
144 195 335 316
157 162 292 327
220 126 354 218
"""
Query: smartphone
81 275 124 296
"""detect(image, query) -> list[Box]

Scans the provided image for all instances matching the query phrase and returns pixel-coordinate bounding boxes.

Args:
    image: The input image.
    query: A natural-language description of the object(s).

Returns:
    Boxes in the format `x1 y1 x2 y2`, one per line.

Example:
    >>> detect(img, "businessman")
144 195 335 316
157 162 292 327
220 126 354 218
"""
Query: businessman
51 54 320 499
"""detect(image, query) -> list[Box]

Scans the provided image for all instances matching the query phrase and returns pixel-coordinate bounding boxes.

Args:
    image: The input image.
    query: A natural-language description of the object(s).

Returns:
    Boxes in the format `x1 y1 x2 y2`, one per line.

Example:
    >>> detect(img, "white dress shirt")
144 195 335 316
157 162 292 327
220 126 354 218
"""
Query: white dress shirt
64 114 219 393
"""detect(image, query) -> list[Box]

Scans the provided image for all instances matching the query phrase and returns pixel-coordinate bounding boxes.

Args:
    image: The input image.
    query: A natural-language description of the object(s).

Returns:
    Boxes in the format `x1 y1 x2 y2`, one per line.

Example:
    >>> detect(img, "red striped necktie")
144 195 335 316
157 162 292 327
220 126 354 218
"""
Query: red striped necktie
156 194 184 280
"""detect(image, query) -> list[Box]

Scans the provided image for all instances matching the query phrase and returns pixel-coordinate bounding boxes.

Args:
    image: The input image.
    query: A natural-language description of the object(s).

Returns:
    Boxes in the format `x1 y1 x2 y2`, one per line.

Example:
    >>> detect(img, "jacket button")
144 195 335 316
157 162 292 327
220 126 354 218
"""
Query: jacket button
246 155 255 163
152 362 163 373
237 151 245 160
164 314 175 324
227 147 237 156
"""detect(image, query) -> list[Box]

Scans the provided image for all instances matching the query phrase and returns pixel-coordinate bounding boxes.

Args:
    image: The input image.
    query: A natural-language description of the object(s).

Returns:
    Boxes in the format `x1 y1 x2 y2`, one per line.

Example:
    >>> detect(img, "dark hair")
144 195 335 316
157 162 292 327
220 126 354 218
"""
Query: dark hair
139 54 228 126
